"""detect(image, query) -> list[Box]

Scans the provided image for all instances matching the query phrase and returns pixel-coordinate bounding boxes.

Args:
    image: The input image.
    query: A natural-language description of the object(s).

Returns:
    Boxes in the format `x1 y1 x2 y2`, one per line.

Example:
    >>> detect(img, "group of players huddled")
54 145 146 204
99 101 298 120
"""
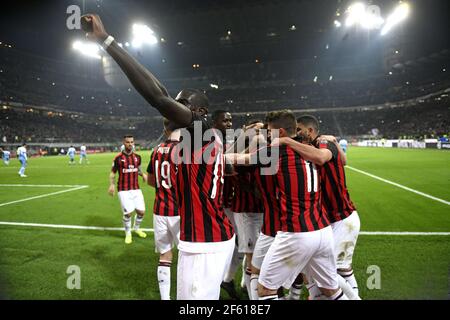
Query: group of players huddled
81 13 360 300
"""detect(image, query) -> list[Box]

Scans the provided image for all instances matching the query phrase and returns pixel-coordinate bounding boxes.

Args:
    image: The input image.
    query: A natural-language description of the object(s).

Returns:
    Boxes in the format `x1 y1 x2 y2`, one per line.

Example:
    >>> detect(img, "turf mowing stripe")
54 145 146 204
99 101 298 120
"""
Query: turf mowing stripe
0 186 89 207
0 221 448 235
347 166 450 206
0 184 88 188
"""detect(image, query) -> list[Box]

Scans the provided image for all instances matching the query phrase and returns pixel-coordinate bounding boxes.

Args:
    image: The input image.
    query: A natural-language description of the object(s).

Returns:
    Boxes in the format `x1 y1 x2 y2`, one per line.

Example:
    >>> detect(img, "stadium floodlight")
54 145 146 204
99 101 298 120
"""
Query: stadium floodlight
209 84 219 89
345 2 384 30
381 3 410 36
132 23 158 48
345 2 366 27
334 20 342 28
72 40 101 59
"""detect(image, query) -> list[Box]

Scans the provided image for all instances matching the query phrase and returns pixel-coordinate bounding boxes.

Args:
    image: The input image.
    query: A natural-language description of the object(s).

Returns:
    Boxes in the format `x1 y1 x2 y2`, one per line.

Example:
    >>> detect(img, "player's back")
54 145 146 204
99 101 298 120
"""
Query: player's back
317 140 356 223
276 139 329 233
174 115 234 244
253 167 281 237
149 141 179 217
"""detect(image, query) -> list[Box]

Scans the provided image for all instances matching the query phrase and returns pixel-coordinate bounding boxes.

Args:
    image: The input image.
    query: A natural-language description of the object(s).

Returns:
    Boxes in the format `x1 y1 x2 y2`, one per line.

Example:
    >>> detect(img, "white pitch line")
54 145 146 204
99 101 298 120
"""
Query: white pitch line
0 221 448 235
0 186 89 207
346 166 450 206
0 221 154 232
0 184 88 188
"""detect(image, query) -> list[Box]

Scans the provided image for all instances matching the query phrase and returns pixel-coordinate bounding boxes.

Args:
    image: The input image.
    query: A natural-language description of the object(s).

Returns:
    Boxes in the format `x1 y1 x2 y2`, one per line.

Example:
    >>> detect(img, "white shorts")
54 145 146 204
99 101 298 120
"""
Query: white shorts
176 235 235 300
259 227 338 291
251 233 274 270
331 211 360 269
117 190 145 215
234 212 263 253
153 214 180 254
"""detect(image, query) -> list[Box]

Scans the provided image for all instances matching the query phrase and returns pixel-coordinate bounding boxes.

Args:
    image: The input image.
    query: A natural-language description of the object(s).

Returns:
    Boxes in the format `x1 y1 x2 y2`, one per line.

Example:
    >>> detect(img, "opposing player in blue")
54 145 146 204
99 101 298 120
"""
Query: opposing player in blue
67 146 76 165
79 145 89 164
17 143 28 177
1 148 10 165
339 138 348 154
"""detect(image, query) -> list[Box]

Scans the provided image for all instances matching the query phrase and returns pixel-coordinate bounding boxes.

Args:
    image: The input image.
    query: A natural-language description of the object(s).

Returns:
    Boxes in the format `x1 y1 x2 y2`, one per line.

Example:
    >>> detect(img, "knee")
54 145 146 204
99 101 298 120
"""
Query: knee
257 283 275 298
318 287 339 297
338 267 353 273
250 265 260 275
160 250 173 262
124 214 131 219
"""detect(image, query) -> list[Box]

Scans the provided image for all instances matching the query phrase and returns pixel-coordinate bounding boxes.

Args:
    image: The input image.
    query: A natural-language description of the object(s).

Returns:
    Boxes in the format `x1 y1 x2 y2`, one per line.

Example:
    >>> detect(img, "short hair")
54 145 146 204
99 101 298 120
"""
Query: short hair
246 119 264 126
265 110 297 136
297 115 320 133
185 89 209 108
211 110 229 122
123 135 134 139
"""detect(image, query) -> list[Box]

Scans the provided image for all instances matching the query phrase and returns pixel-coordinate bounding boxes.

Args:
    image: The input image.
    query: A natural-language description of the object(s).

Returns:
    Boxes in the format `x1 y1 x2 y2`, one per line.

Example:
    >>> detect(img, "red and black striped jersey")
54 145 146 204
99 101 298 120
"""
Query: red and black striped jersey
175 114 234 243
147 140 179 217
111 152 141 192
253 168 281 237
231 167 262 213
276 142 330 232
222 176 234 209
316 139 356 223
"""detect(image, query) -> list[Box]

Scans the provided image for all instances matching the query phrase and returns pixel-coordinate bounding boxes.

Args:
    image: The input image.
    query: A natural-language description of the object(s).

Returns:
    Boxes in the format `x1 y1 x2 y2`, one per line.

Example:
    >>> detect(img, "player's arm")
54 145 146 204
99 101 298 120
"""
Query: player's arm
319 135 347 166
80 14 193 127
108 171 116 196
224 153 252 166
138 166 148 183
146 151 156 187
272 137 332 166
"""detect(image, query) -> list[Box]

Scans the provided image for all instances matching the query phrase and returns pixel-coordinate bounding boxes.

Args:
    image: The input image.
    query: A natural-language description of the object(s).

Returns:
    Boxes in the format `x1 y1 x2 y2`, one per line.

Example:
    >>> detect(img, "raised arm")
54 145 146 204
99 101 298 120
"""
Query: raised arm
319 135 347 166
81 14 192 127
272 137 332 166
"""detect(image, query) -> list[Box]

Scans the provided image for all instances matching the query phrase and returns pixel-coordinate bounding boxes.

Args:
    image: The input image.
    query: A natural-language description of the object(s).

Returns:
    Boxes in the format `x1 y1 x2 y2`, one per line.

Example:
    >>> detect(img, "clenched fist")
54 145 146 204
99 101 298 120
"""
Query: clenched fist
80 14 109 43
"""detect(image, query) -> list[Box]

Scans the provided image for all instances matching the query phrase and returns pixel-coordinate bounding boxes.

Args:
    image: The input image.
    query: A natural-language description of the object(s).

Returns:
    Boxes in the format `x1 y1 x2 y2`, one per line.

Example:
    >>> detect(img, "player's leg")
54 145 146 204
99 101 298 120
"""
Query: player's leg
177 236 235 300
132 190 147 238
287 273 304 300
308 226 349 300
221 208 243 299
258 232 314 300
250 233 274 300
154 214 177 300
238 212 263 298
333 211 361 296
118 191 135 244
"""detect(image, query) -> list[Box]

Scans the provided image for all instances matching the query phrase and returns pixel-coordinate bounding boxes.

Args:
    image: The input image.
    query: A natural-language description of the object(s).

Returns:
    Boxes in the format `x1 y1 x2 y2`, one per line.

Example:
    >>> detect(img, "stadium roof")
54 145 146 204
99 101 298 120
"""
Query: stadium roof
1 0 449 68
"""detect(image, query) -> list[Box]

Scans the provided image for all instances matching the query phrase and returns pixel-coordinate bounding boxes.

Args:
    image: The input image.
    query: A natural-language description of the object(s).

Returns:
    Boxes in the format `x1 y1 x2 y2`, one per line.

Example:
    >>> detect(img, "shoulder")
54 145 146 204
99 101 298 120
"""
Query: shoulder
113 153 123 160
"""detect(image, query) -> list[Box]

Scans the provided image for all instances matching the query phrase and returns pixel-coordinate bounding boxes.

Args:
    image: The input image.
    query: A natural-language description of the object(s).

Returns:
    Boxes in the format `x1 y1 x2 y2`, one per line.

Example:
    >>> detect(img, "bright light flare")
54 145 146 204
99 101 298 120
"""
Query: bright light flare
381 3 410 36
345 2 366 27
345 2 384 30
72 40 101 59
132 24 158 48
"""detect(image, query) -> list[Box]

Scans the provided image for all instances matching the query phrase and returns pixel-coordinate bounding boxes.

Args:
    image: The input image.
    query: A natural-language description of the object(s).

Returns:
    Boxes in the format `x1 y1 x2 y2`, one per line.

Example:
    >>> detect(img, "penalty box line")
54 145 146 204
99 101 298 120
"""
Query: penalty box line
0 221 448 236
346 166 450 206
0 185 89 208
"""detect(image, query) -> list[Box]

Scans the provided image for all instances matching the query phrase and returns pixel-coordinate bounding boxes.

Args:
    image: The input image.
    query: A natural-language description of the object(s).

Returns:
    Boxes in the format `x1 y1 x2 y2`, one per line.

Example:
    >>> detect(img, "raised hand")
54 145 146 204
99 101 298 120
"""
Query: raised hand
80 14 109 43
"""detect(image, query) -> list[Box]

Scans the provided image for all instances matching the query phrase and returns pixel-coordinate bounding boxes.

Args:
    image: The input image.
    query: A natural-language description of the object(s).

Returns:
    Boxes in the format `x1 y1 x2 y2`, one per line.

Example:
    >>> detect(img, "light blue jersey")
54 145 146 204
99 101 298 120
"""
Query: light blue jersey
339 139 348 153
17 146 28 176
2 150 10 165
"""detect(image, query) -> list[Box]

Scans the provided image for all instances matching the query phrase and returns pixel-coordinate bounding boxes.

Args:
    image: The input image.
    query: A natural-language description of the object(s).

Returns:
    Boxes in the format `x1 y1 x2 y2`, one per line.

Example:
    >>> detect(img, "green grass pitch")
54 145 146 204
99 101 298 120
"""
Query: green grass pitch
0 147 449 299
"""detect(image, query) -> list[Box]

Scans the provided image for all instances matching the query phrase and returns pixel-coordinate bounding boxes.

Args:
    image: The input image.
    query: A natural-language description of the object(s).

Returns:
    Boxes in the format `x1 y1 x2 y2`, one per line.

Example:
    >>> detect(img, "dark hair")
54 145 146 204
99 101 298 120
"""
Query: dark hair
246 119 264 126
265 110 297 136
123 135 134 139
297 115 320 133
189 90 209 108
211 110 229 122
